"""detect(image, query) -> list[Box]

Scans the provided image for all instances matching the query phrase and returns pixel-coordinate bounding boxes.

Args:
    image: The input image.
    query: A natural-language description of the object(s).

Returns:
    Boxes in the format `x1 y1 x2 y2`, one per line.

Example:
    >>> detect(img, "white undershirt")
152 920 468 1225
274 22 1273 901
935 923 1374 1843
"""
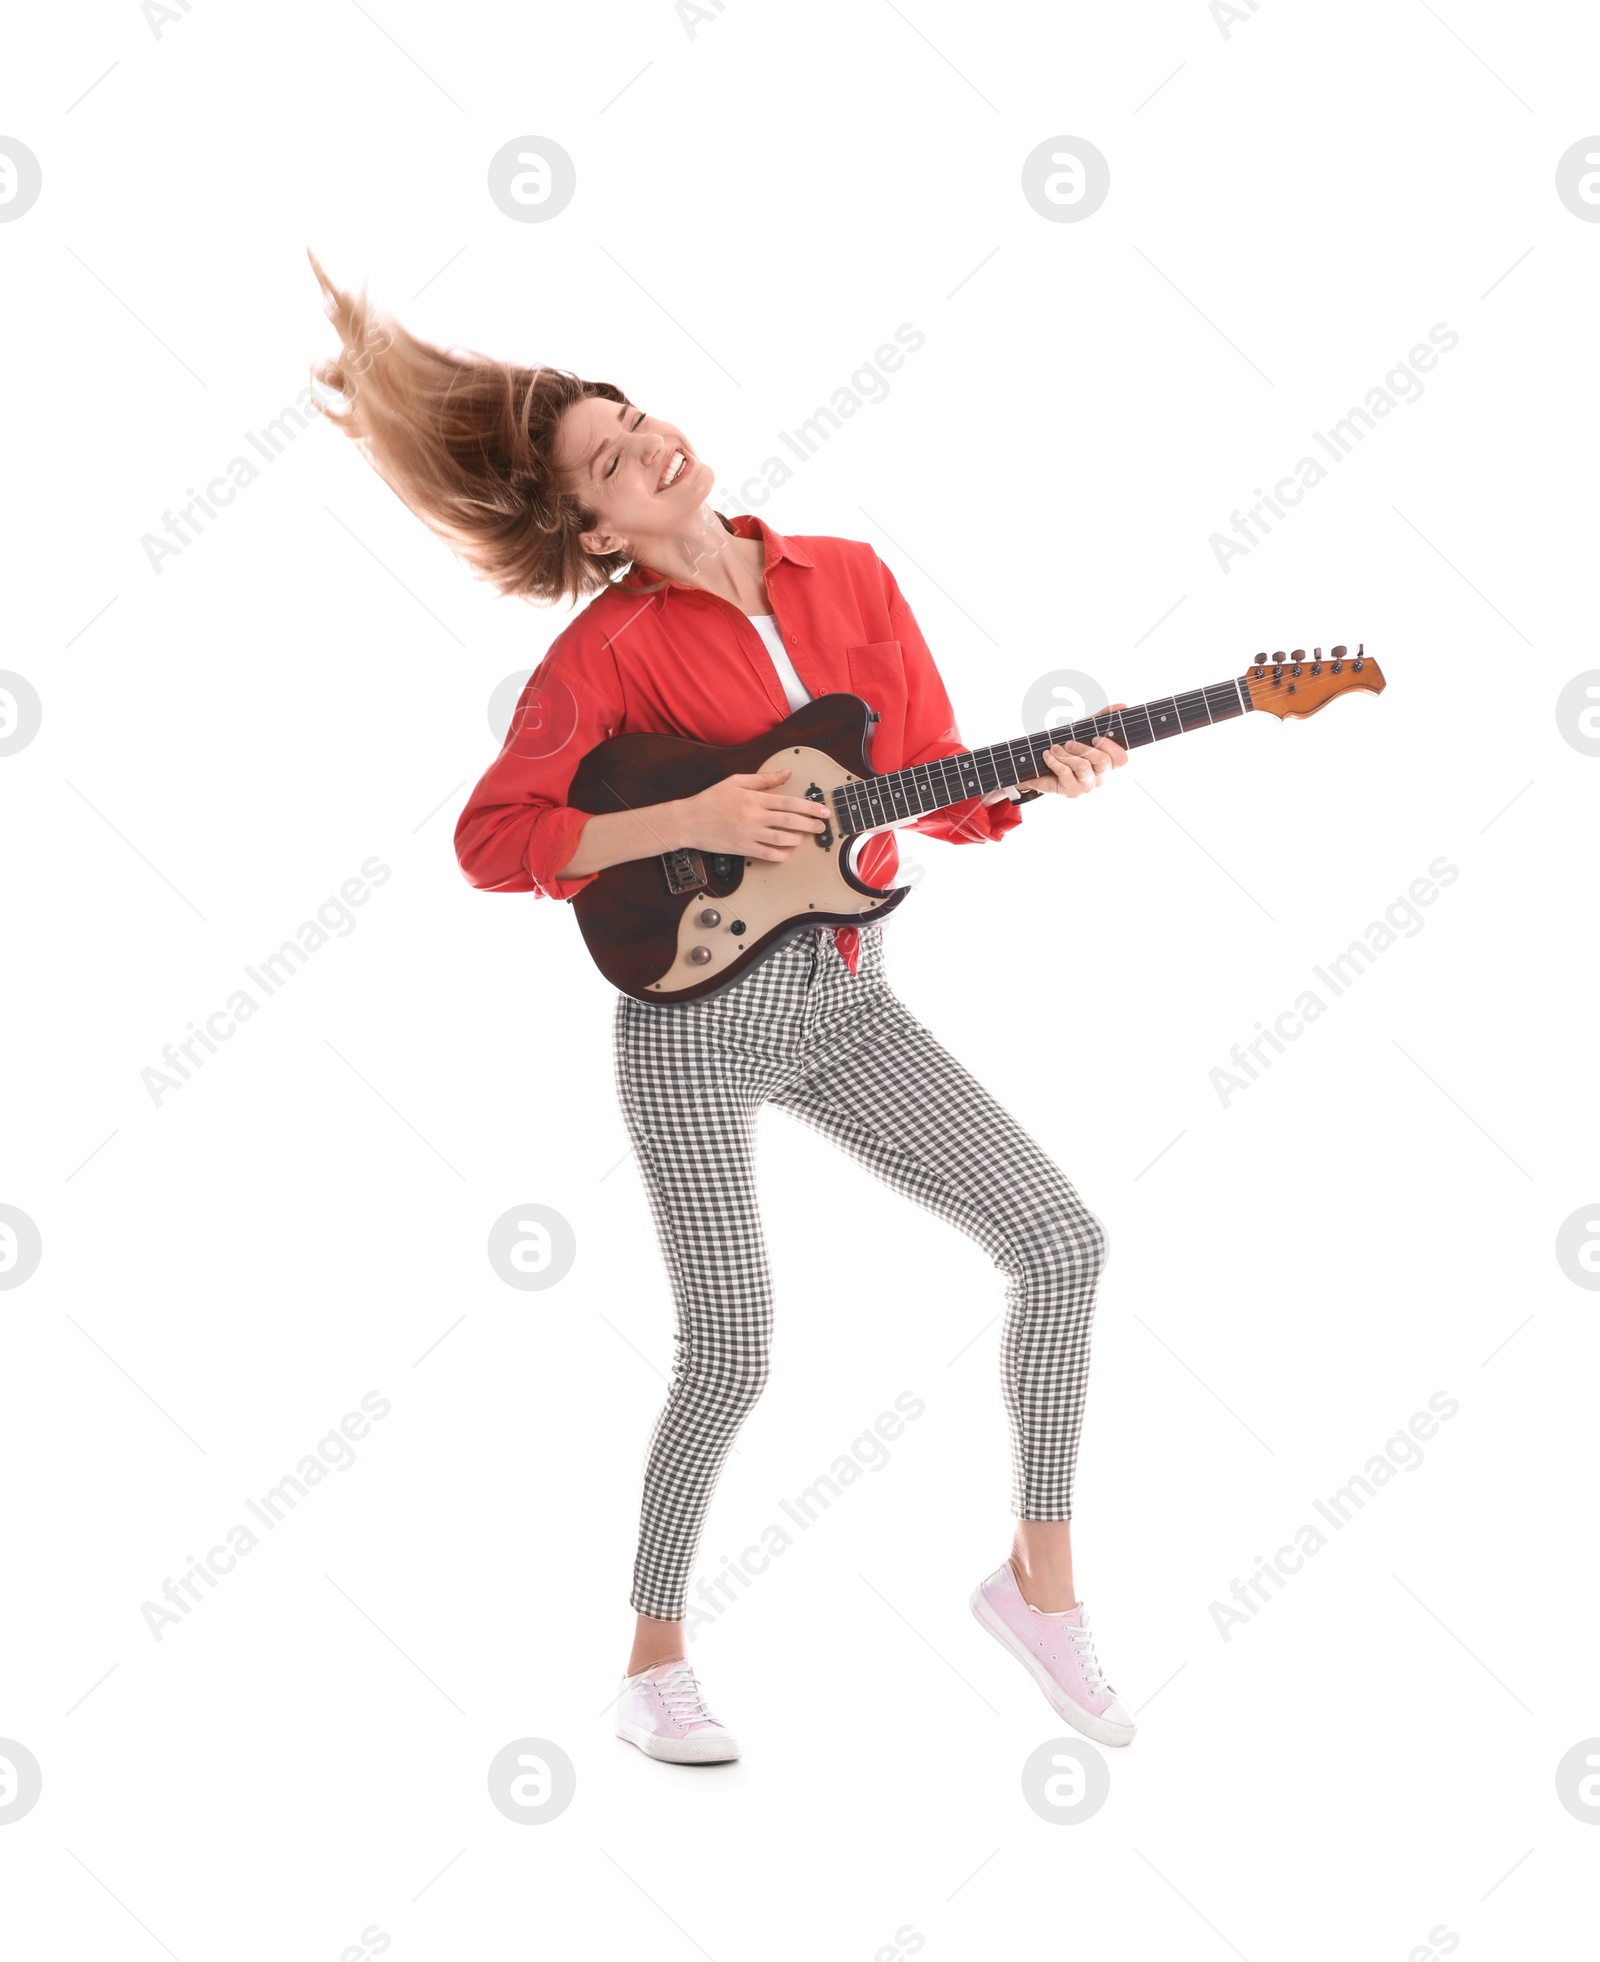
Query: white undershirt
747 612 811 712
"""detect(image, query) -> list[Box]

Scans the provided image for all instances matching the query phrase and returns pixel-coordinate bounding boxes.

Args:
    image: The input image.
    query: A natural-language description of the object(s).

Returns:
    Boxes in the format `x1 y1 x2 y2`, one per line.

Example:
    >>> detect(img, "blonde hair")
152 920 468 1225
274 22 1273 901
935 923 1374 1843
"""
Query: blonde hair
306 249 638 607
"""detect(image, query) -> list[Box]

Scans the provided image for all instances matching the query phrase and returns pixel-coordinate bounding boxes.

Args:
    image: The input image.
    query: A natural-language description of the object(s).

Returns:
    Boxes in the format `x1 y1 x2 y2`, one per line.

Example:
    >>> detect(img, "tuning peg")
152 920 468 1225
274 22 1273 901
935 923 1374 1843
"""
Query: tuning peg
1353 641 1365 671
1272 651 1285 663
1330 643 1346 672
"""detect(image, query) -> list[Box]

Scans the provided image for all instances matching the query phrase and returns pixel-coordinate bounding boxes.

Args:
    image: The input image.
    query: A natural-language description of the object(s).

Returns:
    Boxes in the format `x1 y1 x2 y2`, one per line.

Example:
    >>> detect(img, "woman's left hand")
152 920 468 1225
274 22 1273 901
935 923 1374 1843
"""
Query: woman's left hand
980 703 1130 804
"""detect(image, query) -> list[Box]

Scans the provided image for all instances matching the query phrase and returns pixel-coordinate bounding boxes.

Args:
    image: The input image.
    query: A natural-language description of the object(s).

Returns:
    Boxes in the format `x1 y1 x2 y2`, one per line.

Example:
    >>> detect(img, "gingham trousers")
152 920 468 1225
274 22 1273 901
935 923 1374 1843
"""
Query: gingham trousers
612 921 1106 1622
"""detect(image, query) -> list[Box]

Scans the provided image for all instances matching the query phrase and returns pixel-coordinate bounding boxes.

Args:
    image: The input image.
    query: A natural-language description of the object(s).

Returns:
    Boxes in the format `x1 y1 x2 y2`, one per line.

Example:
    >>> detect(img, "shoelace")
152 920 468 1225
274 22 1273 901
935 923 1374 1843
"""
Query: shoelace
652 1663 718 1726
1063 1613 1109 1696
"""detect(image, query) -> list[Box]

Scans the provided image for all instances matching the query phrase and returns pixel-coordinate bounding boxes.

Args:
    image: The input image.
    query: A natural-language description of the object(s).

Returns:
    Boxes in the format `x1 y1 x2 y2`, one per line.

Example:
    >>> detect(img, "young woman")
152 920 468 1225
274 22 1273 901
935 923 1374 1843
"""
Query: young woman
308 253 1135 1765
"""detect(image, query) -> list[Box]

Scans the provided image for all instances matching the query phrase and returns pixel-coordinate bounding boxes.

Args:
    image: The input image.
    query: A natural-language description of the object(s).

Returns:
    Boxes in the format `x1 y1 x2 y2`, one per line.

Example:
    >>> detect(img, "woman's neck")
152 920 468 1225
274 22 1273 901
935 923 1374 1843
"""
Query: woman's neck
634 512 768 611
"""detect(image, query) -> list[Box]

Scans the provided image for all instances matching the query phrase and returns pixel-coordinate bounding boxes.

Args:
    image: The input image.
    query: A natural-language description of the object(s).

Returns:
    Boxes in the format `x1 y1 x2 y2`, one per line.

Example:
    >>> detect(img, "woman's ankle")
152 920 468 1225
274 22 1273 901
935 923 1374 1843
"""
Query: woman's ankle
627 1611 687 1676
1010 1518 1077 1612
1009 1561 1078 1614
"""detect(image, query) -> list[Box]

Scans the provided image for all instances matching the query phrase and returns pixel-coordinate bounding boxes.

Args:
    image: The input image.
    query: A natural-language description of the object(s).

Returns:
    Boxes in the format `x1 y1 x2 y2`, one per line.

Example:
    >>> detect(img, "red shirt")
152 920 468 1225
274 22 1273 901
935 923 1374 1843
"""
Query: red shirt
453 512 1024 903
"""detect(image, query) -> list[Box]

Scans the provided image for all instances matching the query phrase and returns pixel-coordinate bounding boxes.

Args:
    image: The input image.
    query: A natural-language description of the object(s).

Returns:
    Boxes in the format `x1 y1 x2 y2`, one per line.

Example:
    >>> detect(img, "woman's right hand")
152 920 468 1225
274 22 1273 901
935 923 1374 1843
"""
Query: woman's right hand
674 768 828 862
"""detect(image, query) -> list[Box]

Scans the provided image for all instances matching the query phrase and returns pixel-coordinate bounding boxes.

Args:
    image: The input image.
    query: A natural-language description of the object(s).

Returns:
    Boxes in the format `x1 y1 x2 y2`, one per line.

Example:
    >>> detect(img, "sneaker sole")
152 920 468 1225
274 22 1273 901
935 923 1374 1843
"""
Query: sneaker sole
615 1718 741 1764
968 1585 1136 1748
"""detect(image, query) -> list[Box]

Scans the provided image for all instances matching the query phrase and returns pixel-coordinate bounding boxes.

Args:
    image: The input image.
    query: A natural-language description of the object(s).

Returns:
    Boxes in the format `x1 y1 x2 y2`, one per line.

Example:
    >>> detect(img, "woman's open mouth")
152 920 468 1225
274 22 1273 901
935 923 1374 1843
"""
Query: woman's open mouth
656 448 691 492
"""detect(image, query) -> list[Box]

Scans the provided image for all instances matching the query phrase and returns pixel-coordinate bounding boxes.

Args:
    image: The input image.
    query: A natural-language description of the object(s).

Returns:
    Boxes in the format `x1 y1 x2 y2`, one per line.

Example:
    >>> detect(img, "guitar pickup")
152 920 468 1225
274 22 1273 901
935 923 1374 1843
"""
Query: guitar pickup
804 782 833 850
662 847 709 895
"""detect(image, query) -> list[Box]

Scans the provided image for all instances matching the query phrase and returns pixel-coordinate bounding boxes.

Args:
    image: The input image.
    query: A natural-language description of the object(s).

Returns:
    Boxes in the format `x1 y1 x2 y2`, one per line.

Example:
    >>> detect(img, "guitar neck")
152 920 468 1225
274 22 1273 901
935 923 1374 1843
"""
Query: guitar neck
835 675 1252 833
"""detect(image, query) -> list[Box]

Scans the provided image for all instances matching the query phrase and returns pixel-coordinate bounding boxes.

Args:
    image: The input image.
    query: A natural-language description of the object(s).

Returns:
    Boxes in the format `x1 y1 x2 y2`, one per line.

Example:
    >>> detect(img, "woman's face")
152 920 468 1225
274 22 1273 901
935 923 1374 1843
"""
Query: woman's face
553 395 710 559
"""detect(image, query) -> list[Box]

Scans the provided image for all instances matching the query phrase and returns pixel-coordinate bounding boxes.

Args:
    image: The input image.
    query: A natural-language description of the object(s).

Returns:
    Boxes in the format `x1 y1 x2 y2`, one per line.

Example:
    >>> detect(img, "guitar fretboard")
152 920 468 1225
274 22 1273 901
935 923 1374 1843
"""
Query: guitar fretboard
832 676 1252 834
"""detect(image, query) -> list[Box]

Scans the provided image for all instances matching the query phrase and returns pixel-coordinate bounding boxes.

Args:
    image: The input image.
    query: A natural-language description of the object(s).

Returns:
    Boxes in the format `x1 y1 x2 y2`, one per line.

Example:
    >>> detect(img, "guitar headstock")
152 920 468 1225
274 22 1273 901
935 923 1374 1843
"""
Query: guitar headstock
1242 645 1385 719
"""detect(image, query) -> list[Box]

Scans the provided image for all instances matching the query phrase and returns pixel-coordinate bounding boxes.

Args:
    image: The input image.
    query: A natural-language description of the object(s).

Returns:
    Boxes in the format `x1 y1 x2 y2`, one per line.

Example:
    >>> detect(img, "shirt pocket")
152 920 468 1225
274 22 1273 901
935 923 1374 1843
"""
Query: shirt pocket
843 639 907 767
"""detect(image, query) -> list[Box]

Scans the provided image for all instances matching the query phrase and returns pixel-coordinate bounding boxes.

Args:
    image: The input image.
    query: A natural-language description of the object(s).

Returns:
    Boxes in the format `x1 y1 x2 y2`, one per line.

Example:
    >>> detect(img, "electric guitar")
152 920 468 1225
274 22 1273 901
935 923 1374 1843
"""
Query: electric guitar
570 645 1385 1002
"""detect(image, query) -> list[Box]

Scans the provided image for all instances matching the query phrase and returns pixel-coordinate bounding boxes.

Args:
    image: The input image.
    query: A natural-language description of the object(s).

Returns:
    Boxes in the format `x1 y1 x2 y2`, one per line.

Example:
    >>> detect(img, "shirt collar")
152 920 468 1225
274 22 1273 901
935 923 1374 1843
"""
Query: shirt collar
615 512 813 593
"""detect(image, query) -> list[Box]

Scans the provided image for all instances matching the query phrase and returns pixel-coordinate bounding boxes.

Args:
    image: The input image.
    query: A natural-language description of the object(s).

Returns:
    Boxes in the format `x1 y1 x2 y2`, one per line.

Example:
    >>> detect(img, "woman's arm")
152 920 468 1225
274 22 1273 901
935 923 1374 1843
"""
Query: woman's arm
875 554 1025 847
872 554 1129 817
553 800 687 879
558 768 828 877
455 634 630 899
458 627 833 894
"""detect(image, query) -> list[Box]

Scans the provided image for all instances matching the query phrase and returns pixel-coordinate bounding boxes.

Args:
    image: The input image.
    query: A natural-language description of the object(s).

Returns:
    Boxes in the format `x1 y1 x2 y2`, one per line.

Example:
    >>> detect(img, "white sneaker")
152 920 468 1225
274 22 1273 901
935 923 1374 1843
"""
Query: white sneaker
970 1560 1137 1747
615 1658 741 1764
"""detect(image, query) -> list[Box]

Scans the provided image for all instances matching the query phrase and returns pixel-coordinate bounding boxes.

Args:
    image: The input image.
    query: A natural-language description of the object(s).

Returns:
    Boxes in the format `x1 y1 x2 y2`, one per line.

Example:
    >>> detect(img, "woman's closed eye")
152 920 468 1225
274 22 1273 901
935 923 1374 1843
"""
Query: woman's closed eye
607 410 646 478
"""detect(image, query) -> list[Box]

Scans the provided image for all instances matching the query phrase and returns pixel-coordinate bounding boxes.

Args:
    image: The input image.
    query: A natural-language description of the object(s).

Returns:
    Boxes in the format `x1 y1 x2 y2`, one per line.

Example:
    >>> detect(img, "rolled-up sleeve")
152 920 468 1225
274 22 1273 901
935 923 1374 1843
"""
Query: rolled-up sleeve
877 555 1024 848
454 628 624 898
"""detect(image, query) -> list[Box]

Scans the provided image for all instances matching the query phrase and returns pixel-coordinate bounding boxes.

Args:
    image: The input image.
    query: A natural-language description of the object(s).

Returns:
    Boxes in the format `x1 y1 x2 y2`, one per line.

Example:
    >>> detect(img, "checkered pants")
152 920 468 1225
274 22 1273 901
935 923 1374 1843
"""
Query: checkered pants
612 922 1106 1622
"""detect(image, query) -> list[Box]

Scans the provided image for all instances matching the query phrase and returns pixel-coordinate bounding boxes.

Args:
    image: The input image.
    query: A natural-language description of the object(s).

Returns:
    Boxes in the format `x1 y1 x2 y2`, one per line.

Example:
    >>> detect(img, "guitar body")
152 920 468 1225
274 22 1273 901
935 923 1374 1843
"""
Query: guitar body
569 692 911 1003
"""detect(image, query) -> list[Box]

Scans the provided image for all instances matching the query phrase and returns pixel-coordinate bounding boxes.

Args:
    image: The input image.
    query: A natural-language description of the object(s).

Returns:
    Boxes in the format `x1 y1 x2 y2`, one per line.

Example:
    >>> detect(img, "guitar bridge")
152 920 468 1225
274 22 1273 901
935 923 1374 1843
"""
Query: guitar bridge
661 847 709 895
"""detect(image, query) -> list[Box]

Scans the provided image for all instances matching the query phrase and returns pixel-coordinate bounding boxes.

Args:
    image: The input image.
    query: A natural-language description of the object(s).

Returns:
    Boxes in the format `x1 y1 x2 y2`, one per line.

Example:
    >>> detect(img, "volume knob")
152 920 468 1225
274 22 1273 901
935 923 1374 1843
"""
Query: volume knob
698 907 722 927
687 946 713 966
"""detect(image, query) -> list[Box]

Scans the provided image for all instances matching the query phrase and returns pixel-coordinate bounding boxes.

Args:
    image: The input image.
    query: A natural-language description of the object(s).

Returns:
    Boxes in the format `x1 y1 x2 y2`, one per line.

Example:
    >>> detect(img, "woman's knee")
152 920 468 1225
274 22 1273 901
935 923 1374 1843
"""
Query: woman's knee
674 1348 772 1423
1009 1189 1106 1295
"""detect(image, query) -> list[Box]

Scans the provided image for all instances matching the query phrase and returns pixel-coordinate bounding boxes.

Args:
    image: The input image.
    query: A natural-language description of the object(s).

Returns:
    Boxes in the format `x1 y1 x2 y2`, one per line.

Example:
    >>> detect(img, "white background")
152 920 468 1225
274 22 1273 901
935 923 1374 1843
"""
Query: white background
3 0 1597 1955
